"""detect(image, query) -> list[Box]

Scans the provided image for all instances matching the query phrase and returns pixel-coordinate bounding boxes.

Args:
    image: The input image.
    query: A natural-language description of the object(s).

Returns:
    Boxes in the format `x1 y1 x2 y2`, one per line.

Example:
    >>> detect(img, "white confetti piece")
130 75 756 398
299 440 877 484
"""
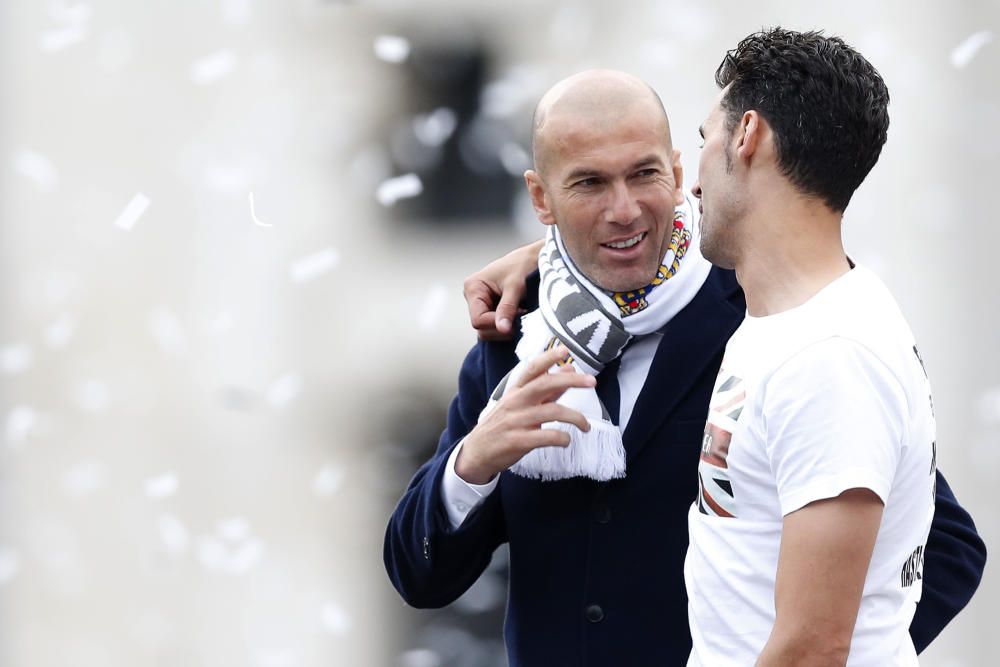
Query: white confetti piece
5 406 37 446
218 516 251 542
221 0 252 26
289 248 340 284
114 192 151 231
207 311 233 336
266 373 301 408
158 513 189 556
376 173 423 207
499 142 531 176
44 312 77 348
64 461 109 497
313 464 345 497
190 49 237 85
0 344 33 375
73 378 110 413
39 23 89 52
198 534 263 575
373 35 410 63
977 386 1000 422
0 547 20 585
144 473 178 499
13 149 59 193
148 306 186 355
321 603 352 635
951 31 993 69
48 1 92 23
413 108 457 147
248 191 273 227
398 649 442 667
418 284 449 332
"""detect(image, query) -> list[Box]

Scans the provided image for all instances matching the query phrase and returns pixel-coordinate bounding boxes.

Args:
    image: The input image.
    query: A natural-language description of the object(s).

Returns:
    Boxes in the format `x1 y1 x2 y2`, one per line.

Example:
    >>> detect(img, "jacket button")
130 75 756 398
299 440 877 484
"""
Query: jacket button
594 503 611 524
585 604 604 623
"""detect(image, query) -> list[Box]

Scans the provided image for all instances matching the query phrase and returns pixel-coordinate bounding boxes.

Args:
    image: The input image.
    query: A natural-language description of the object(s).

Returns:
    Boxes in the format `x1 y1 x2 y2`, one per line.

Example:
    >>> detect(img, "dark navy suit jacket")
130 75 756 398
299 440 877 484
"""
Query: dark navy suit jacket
384 267 986 666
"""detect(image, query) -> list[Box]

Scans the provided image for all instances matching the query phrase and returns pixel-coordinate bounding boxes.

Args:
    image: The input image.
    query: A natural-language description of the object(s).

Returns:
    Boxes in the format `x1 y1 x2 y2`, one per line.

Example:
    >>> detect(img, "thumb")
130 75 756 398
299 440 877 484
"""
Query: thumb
495 282 525 333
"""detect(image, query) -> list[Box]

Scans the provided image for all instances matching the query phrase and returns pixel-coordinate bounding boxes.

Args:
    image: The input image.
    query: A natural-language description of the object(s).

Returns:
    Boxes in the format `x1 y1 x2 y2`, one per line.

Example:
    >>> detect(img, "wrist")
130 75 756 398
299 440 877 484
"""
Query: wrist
454 443 497 485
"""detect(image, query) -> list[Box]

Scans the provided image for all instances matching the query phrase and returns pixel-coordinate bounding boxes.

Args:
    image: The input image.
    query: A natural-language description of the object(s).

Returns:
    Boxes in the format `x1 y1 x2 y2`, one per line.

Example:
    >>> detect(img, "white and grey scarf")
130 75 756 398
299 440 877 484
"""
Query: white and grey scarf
482 194 712 481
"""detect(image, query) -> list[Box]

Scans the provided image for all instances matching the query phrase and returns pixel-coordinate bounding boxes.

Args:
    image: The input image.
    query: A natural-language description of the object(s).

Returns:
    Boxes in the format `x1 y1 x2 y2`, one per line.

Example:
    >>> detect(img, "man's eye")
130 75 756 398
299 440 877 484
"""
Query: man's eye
635 169 658 179
574 178 599 187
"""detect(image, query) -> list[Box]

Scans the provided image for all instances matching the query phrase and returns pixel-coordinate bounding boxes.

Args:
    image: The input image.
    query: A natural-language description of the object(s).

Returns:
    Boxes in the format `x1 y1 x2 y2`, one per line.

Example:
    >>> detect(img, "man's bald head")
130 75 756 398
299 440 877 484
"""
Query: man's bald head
531 69 672 177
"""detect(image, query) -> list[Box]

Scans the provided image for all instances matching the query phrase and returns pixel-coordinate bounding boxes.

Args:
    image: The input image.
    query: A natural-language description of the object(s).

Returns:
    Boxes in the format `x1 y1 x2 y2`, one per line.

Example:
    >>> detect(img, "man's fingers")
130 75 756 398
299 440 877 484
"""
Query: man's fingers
513 346 577 388
527 404 591 432
519 428 572 450
516 367 596 403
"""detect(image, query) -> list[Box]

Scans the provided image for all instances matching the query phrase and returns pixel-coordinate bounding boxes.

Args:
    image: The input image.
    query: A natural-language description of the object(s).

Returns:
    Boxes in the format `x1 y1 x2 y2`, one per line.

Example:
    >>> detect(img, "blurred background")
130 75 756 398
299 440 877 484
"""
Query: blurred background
0 0 996 665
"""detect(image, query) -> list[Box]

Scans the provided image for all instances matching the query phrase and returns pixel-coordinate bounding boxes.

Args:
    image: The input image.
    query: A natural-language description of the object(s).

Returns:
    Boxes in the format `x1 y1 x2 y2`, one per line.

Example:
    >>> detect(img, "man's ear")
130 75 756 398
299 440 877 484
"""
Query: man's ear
736 110 762 162
670 148 685 206
524 170 556 226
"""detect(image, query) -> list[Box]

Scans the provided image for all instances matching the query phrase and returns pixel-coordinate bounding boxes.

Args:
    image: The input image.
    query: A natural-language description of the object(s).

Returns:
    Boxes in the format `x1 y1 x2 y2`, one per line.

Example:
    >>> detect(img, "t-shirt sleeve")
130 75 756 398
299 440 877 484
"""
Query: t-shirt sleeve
762 337 908 516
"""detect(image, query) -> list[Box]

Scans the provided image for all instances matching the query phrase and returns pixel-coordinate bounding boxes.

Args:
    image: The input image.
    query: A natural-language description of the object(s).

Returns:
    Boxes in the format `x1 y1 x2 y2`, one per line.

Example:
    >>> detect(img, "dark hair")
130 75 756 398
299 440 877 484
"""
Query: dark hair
715 28 889 212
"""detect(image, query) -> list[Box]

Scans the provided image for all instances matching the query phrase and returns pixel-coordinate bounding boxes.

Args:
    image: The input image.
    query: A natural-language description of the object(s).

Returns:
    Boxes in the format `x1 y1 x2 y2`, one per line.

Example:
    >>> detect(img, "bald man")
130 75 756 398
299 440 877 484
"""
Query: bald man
383 70 985 666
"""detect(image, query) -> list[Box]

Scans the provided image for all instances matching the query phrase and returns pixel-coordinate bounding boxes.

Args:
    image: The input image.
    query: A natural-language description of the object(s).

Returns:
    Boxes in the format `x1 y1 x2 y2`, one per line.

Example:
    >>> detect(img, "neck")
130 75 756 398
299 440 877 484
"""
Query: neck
734 197 851 317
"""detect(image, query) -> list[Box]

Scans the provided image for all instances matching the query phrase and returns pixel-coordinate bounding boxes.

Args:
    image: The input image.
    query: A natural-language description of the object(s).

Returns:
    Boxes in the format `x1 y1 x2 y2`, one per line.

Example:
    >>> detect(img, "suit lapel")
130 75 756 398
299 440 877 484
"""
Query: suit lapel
622 268 745 463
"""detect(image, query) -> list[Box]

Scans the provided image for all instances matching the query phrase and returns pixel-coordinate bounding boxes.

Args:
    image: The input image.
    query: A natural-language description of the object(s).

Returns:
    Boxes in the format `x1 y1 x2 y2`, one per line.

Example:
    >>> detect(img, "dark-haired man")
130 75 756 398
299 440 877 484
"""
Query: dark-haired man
385 33 986 666
686 28 942 664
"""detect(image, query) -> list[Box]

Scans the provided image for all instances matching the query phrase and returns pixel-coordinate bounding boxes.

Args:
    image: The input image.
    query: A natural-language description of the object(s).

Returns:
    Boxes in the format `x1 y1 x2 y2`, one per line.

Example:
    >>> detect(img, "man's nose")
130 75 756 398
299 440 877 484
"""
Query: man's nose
605 182 642 224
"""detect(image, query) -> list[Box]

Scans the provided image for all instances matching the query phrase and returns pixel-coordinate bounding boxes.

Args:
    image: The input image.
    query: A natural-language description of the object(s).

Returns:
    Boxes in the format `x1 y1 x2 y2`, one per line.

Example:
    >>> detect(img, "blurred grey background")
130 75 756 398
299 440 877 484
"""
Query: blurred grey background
0 0 995 665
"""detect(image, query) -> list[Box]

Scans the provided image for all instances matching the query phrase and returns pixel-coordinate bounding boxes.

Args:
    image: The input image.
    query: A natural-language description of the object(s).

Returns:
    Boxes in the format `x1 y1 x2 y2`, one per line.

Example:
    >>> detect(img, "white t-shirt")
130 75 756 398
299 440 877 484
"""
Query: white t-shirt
685 266 937 666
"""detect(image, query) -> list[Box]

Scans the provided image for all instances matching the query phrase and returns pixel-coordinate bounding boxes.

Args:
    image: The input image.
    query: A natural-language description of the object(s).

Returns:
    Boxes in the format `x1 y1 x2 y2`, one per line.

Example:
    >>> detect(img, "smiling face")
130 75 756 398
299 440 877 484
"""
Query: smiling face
526 77 684 292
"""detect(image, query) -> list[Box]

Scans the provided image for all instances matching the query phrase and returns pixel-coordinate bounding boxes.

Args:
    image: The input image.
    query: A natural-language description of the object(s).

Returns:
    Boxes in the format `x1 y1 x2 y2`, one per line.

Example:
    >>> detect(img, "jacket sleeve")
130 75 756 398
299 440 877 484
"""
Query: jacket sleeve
910 469 987 652
383 342 508 608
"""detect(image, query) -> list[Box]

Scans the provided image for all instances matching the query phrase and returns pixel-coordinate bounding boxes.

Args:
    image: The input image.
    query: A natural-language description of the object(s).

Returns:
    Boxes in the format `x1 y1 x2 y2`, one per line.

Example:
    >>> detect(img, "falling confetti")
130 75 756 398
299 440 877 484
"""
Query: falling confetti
190 49 237 85
0 547 20 585
158 513 189 556
373 35 410 63
47 1 93 24
418 284 448 332
412 108 457 147
144 473 179 499
321 603 352 635
218 516 251 541
248 191 273 227
63 461 109 497
44 312 77 348
198 521 264 576
73 378 111 413
13 149 59 192
398 649 443 667
499 142 531 176
114 192 151 231
5 406 37 446
977 386 1000 422
312 464 344 497
376 173 422 207
221 0 252 26
950 31 993 68
288 248 340 284
39 23 89 52
266 373 302 408
0 344 33 375
148 306 187 355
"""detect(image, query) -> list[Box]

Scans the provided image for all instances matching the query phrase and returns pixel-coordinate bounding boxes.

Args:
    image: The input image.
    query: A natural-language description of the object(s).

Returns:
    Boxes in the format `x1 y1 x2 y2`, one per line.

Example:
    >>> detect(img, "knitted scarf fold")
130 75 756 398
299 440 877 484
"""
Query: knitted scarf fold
482 194 711 481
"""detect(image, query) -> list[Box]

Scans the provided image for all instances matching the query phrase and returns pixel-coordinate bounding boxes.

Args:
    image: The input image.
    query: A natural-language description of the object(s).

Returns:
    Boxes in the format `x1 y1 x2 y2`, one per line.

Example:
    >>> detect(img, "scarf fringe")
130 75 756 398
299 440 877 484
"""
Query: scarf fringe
509 418 627 482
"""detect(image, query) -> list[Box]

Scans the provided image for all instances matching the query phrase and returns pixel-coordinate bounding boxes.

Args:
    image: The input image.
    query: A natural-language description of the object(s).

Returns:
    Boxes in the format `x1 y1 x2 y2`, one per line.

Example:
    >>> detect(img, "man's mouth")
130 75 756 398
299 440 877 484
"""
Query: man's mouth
602 232 646 249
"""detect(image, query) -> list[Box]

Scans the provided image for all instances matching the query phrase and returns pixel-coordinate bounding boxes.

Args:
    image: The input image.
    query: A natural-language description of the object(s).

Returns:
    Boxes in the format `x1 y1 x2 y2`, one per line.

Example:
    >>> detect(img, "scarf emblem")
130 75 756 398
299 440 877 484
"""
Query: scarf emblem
611 213 692 317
